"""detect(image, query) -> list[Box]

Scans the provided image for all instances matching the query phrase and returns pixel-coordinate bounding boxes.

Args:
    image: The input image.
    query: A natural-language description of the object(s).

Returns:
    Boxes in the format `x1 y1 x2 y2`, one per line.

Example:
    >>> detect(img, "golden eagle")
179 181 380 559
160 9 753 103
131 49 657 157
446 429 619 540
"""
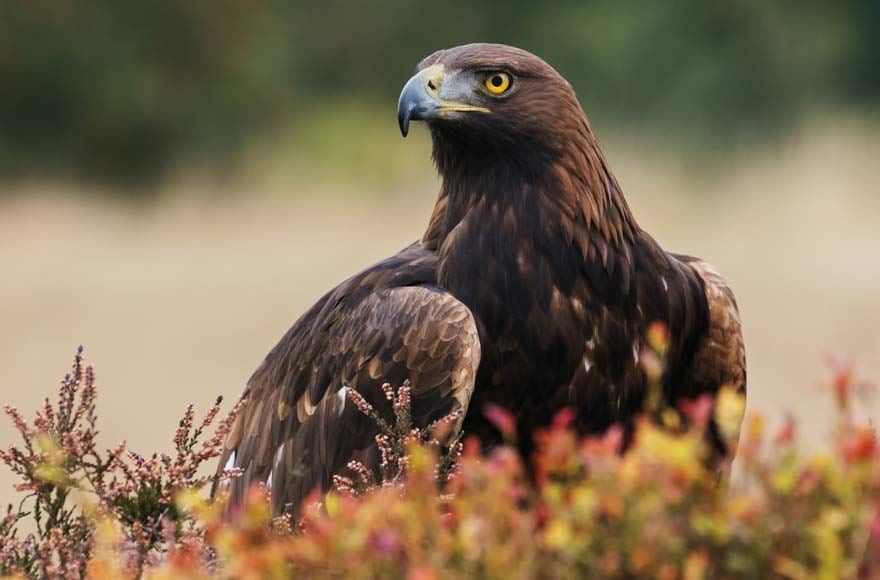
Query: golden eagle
216 44 746 514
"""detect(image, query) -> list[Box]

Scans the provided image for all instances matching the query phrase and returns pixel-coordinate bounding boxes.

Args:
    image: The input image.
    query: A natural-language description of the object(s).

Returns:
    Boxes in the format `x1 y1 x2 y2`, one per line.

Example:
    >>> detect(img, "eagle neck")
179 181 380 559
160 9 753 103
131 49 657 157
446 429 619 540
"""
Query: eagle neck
422 118 640 256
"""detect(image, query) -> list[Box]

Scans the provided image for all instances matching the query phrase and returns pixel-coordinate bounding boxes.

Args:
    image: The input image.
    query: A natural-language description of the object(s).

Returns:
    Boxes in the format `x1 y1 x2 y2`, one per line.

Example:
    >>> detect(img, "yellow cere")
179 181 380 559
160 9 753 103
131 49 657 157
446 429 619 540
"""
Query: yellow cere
485 72 510 94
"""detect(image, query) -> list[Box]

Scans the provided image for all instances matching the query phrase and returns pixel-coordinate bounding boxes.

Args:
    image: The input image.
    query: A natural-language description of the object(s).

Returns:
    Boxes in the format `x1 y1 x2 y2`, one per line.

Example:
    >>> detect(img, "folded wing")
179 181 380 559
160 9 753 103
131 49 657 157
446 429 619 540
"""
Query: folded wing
215 246 480 514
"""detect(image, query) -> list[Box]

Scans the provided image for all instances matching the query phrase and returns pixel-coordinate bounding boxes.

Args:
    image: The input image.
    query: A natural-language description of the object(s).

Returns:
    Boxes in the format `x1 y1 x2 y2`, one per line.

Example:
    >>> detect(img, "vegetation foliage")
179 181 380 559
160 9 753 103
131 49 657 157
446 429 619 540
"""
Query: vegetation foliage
1 344 878 578
2 2 878 183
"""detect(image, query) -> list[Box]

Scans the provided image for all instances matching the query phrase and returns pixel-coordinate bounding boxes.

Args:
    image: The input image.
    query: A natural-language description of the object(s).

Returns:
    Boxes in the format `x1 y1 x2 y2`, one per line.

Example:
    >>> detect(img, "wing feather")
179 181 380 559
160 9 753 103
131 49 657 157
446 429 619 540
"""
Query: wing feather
678 258 747 395
215 246 480 515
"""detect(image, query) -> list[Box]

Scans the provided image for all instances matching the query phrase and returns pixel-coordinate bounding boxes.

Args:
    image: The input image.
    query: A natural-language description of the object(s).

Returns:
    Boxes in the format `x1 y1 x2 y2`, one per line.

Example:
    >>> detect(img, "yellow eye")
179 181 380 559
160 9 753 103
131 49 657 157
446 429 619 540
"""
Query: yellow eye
484 72 511 94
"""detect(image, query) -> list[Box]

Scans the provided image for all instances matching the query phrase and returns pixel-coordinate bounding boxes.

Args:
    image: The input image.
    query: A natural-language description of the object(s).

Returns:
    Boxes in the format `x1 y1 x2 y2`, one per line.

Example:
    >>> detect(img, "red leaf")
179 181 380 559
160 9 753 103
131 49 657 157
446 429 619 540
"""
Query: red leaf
773 415 796 445
678 394 714 429
841 427 877 462
408 565 439 580
483 403 517 440
552 407 576 429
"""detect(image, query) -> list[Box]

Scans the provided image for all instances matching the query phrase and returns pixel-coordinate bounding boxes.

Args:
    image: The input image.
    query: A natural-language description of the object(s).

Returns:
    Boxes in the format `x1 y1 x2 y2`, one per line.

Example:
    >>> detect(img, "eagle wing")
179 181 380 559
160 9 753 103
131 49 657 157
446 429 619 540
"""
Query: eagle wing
676 256 747 459
678 257 747 395
215 244 480 514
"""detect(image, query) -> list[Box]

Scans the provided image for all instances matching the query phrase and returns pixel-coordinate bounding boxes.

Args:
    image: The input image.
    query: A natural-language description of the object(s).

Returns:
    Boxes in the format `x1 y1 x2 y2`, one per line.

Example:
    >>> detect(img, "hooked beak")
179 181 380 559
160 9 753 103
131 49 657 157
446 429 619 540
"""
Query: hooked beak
397 64 490 137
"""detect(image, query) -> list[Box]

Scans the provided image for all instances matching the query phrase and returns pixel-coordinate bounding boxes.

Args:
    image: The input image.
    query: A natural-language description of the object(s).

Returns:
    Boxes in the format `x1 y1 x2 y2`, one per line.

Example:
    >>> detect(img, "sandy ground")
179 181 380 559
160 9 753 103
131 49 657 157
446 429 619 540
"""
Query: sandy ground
1 121 879 500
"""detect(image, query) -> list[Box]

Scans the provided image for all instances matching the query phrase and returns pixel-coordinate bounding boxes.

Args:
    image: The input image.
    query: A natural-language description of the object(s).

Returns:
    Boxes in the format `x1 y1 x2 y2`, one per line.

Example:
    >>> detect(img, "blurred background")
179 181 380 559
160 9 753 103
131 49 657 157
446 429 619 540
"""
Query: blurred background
2 2 880 494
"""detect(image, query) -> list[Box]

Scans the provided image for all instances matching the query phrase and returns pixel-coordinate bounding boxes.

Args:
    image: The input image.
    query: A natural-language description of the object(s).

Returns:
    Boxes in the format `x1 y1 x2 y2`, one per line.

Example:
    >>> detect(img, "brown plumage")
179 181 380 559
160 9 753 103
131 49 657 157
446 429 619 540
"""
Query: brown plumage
216 43 746 514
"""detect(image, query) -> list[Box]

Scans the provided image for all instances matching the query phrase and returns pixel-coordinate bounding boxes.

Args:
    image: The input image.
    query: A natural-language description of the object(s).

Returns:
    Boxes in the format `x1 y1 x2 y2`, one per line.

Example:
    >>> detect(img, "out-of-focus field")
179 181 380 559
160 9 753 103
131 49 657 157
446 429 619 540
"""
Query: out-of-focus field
1 118 879 499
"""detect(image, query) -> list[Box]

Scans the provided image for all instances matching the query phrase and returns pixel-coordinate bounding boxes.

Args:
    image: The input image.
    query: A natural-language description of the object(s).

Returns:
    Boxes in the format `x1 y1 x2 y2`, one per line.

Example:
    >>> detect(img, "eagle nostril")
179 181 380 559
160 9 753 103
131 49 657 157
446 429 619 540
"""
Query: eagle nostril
427 79 436 91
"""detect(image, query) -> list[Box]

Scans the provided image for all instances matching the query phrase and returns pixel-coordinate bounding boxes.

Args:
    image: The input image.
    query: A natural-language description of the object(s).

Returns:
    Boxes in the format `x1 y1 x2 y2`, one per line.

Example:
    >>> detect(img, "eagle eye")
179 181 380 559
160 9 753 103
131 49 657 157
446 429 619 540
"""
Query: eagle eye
484 72 511 95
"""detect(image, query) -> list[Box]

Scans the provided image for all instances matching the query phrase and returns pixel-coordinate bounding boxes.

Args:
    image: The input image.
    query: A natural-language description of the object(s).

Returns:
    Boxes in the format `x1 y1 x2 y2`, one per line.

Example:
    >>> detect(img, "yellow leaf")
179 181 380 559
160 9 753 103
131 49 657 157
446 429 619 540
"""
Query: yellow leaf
324 491 341 517
543 520 572 550
772 468 797 494
715 386 746 443
34 464 69 488
774 557 811 580
684 550 709 580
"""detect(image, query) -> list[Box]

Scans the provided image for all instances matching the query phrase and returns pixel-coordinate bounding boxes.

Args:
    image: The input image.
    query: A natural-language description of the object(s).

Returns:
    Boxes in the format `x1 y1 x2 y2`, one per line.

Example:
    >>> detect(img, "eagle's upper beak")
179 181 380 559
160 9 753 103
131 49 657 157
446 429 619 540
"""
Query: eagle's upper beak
397 64 490 137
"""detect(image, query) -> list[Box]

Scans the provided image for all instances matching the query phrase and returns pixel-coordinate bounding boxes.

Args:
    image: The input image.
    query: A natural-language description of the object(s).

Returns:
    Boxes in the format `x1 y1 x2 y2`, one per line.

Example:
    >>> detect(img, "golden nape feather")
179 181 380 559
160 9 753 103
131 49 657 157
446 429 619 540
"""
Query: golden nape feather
217 43 746 515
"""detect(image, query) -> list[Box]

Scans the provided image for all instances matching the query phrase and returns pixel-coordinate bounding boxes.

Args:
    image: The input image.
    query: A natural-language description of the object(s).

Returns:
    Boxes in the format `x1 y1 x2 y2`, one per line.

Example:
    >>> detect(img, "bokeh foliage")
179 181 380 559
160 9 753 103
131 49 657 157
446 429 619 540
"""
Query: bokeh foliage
1 1 878 185
2 348 879 578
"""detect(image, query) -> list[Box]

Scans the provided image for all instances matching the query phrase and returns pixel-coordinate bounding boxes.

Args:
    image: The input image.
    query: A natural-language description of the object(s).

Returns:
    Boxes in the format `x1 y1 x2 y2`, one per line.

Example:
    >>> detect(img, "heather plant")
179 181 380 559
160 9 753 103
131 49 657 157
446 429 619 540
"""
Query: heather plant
2 344 879 579
332 381 464 497
0 347 243 578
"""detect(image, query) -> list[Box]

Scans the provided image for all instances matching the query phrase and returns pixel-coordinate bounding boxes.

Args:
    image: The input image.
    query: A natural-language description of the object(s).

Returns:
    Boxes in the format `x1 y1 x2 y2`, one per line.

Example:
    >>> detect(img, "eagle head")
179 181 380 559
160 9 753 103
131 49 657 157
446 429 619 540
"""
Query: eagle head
397 43 582 166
